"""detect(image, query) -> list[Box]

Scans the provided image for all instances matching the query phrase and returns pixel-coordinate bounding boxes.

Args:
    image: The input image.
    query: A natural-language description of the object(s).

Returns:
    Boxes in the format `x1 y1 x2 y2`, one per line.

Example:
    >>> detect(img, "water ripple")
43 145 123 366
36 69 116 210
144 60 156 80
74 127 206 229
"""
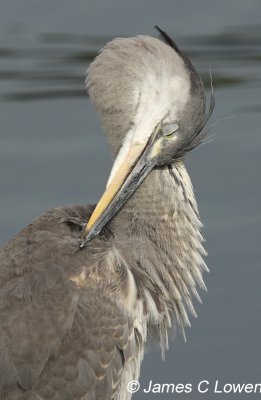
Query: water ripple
0 25 260 102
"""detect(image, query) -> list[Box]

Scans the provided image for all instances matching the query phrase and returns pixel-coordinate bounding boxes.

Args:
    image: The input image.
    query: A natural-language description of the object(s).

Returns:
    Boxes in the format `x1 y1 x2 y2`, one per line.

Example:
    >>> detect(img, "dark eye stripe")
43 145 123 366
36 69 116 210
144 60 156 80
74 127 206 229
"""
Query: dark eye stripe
162 123 179 137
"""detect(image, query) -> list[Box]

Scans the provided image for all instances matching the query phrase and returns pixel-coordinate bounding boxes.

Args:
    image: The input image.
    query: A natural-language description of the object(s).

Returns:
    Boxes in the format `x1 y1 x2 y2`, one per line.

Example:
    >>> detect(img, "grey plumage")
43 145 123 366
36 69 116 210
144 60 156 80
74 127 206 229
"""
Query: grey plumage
0 29 211 399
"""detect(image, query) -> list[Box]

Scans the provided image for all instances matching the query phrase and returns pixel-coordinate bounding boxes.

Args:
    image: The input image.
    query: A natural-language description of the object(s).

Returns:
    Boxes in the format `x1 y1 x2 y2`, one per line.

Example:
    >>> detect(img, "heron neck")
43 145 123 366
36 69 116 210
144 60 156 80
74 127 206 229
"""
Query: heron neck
110 160 207 351
122 161 200 224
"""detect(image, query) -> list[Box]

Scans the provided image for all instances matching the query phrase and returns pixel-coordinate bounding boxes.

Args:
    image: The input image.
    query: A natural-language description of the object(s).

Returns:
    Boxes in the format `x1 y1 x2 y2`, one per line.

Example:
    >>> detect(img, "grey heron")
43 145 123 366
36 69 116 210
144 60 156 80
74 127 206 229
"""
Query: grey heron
0 27 214 399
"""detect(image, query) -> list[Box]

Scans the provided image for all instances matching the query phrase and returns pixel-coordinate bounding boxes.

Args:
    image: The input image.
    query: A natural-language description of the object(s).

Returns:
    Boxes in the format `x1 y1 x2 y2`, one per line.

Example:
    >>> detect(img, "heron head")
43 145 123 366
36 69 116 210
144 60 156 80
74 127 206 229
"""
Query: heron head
82 28 214 245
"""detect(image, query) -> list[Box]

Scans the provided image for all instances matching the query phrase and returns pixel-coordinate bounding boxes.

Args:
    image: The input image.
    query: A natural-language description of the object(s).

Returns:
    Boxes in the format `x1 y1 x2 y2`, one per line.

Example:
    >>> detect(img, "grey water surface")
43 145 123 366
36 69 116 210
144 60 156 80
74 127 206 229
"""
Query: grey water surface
0 0 261 399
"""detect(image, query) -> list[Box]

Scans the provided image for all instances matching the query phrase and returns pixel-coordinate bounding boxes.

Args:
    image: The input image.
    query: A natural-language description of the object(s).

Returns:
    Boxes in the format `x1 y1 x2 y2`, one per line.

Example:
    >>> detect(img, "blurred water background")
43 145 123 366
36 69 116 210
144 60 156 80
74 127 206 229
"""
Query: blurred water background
0 0 261 398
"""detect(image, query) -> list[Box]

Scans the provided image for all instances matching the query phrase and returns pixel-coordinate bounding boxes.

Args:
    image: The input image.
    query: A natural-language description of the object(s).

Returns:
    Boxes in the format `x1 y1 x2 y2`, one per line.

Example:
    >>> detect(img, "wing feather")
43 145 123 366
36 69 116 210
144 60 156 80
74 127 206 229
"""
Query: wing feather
0 206 140 399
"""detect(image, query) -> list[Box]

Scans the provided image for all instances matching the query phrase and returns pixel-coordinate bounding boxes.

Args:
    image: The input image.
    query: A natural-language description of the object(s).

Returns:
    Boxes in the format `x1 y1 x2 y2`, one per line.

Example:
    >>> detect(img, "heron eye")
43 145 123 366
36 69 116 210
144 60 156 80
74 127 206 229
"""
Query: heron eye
162 123 179 138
